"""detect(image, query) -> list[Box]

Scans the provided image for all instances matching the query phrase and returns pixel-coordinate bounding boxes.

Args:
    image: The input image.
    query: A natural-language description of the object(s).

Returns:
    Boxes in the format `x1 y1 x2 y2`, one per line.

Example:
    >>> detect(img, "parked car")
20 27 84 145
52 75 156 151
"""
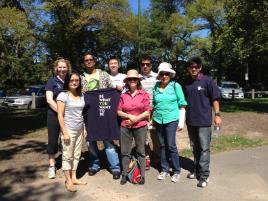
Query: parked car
218 81 244 99
0 90 6 104
2 85 46 108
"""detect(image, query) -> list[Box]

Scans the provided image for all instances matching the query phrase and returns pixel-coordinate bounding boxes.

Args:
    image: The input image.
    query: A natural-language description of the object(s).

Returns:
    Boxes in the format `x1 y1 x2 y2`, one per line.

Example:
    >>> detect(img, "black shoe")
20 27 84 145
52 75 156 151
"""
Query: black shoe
197 178 209 188
88 169 98 176
139 177 145 185
120 175 127 185
112 172 121 180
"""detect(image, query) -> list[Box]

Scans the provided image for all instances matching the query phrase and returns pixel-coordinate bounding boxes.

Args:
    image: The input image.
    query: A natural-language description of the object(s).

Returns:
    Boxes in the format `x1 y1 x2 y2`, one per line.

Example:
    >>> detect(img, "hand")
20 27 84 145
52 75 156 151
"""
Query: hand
116 85 123 91
125 120 132 127
128 114 139 124
63 133 70 144
214 116 222 127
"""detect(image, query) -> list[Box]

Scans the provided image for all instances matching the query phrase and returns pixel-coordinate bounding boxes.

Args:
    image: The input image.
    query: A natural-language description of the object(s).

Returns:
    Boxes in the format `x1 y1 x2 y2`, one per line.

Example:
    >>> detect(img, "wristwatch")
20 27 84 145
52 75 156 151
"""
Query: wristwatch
215 112 221 117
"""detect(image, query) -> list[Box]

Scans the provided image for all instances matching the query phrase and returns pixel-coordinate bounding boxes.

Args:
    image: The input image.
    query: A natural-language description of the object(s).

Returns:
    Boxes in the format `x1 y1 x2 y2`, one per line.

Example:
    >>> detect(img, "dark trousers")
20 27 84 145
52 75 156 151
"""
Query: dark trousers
187 126 211 180
47 112 60 154
120 126 147 177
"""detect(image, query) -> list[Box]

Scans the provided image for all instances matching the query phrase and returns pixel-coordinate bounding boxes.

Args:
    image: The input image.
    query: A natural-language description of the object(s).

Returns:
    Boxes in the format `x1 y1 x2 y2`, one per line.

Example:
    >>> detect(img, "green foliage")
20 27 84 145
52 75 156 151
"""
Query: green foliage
0 7 45 89
42 0 136 69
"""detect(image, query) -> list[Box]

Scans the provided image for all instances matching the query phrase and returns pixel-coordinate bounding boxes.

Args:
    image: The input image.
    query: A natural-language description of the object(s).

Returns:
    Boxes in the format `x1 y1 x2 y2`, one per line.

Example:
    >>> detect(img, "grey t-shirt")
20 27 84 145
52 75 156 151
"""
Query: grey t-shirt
57 92 85 130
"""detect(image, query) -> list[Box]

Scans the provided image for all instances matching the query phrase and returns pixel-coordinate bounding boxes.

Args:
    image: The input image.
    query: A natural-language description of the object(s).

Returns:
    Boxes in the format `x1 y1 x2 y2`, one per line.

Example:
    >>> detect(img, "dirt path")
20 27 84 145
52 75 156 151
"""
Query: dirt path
1 112 268 200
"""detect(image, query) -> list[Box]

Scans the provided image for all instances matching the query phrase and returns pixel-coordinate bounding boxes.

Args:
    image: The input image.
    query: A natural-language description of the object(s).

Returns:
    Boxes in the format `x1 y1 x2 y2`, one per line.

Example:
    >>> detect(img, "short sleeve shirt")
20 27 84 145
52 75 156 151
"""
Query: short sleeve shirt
57 92 85 130
183 74 220 127
45 76 64 115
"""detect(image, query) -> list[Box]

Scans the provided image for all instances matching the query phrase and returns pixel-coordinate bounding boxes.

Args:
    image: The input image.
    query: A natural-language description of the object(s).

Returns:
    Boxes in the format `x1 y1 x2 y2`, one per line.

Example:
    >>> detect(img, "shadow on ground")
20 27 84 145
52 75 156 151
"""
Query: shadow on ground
0 107 47 140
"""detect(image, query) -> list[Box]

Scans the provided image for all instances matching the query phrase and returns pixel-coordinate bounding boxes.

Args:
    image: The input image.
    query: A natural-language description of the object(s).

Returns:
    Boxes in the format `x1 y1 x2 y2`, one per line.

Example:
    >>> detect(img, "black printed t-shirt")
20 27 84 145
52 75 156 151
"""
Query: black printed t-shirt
84 88 120 141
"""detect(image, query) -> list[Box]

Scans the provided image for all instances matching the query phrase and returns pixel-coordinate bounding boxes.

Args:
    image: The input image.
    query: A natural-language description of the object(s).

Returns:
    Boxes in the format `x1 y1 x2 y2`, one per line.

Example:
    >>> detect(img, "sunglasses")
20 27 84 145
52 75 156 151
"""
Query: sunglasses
141 62 151 66
84 58 94 62
127 78 139 81
159 72 171 77
189 64 201 69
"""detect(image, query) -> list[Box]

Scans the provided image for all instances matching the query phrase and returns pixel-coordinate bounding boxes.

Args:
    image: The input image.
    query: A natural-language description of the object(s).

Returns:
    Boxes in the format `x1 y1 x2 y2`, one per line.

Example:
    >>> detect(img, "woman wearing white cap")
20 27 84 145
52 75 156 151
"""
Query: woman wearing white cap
152 62 187 183
117 69 151 185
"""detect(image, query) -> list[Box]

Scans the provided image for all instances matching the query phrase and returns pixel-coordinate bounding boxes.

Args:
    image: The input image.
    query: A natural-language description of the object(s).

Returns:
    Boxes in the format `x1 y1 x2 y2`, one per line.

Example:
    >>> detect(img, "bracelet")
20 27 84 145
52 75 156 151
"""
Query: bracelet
215 112 221 117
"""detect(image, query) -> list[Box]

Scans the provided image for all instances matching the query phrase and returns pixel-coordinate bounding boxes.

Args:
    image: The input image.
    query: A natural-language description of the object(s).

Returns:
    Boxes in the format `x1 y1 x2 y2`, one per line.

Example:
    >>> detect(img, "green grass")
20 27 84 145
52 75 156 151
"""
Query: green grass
221 98 268 113
180 135 268 158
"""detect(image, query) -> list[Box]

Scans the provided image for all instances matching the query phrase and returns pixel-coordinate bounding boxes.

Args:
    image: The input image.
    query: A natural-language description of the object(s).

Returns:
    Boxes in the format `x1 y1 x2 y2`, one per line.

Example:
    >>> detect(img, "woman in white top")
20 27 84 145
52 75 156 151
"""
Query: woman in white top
57 71 87 192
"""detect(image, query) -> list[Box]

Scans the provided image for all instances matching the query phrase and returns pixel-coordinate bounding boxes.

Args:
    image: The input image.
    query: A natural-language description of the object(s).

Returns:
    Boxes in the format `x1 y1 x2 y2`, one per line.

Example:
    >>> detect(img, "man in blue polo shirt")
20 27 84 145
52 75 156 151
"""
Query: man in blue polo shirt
183 57 222 188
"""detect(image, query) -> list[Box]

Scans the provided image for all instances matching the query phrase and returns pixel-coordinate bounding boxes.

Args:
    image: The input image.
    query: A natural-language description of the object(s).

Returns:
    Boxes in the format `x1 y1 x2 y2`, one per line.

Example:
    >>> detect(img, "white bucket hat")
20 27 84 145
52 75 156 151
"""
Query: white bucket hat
157 62 176 79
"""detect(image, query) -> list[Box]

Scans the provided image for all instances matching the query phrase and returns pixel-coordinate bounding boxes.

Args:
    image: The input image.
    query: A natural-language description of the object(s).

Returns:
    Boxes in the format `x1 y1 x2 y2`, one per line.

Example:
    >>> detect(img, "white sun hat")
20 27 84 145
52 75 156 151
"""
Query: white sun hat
157 62 176 79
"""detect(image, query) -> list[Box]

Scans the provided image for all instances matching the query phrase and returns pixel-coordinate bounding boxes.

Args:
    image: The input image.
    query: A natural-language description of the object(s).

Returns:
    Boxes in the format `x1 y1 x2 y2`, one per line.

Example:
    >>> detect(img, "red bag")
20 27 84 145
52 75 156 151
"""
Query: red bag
127 157 141 184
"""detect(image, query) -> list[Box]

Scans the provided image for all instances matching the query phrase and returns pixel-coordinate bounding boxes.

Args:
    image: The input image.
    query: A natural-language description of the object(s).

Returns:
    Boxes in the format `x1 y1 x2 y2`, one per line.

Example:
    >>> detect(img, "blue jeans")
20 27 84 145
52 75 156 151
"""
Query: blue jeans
155 120 180 174
87 140 120 173
187 126 211 180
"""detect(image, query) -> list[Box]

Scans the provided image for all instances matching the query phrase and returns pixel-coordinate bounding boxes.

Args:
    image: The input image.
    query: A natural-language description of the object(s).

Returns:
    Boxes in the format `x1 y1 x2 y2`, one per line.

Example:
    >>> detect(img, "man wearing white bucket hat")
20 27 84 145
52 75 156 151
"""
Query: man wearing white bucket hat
152 62 187 183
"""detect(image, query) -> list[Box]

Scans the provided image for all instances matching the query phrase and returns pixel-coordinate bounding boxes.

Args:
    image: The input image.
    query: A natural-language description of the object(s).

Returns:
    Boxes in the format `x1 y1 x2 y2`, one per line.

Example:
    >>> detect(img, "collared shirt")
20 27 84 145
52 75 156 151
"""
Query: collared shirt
152 81 187 124
183 73 220 127
118 89 151 128
140 71 158 103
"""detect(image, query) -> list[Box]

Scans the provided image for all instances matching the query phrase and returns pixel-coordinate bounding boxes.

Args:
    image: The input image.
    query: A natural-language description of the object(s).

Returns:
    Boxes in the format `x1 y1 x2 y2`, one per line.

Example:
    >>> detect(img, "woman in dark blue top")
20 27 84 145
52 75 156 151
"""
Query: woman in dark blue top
45 58 71 179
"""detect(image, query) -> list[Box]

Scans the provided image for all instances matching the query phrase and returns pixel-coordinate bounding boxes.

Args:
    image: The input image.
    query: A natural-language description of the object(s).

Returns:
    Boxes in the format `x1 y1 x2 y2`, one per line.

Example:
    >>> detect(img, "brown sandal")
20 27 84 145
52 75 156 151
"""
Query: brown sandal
65 181 77 192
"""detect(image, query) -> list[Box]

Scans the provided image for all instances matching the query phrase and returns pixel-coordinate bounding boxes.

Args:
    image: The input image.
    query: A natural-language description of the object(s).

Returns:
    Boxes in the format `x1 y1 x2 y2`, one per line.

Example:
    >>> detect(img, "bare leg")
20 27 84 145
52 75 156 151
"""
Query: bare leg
64 170 77 192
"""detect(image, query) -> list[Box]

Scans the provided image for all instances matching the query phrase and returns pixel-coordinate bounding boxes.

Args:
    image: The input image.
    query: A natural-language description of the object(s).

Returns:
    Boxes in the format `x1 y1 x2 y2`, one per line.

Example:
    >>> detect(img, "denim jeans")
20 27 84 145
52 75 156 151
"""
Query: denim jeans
120 126 147 177
187 126 211 179
155 120 181 174
87 140 120 173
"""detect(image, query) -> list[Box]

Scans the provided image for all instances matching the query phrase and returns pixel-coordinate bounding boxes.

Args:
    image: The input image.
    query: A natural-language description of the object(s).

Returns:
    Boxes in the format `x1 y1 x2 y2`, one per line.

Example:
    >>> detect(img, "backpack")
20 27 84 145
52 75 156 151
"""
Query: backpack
127 157 141 184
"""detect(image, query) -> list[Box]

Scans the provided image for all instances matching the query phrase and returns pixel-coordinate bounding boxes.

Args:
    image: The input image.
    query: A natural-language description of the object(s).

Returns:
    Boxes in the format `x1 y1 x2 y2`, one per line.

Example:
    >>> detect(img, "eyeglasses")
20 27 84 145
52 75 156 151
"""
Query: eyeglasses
70 79 79 83
127 78 139 81
84 58 94 62
141 62 151 66
159 72 171 77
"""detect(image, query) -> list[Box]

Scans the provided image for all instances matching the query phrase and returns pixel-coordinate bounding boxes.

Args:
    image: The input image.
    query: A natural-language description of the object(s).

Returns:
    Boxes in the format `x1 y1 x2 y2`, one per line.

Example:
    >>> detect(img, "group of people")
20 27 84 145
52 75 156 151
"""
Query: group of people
45 54 222 192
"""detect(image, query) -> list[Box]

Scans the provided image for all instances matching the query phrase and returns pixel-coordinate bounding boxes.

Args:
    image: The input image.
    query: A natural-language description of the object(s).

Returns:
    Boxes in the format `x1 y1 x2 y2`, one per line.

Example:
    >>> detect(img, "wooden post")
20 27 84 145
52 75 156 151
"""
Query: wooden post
31 92 36 109
251 89 255 99
231 90 235 100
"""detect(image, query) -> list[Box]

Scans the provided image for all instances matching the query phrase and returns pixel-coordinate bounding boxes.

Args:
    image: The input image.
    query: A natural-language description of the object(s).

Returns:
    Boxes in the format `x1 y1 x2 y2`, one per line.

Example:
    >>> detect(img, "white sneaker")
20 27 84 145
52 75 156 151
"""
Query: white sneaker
48 166 56 179
157 172 169 180
187 172 196 179
171 173 180 183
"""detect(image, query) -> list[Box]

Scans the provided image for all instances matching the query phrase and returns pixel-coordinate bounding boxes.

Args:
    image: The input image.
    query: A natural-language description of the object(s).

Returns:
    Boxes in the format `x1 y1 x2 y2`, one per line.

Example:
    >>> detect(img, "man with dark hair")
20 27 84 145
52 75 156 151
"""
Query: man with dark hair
139 55 157 169
183 57 222 188
108 56 126 92
81 53 121 180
